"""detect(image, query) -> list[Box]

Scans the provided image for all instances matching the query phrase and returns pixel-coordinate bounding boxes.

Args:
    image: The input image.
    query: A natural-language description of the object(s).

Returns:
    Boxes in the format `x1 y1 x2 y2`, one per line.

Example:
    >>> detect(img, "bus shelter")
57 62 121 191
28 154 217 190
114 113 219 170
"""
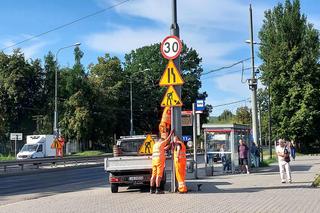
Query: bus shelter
203 124 251 175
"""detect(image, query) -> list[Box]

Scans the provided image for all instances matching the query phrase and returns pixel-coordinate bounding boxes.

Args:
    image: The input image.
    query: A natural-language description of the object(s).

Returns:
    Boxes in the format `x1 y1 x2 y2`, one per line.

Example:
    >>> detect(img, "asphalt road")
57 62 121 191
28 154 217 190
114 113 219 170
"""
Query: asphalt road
0 166 108 205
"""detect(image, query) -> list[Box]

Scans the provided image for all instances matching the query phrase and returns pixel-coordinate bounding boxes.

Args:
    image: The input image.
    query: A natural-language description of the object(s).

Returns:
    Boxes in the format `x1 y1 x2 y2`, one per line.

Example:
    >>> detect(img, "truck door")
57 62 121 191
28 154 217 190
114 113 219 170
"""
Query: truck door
34 144 45 158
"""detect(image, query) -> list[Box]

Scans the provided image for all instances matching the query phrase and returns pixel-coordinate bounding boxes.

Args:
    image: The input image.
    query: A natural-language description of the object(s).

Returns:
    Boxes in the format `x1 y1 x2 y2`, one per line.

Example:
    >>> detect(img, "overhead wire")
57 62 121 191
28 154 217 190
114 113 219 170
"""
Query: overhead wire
1 0 132 51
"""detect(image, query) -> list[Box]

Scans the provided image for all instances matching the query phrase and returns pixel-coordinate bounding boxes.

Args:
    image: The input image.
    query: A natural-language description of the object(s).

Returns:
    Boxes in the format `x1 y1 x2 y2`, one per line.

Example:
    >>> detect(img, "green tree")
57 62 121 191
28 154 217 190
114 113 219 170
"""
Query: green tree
124 43 211 134
259 0 320 152
234 106 251 124
217 110 234 123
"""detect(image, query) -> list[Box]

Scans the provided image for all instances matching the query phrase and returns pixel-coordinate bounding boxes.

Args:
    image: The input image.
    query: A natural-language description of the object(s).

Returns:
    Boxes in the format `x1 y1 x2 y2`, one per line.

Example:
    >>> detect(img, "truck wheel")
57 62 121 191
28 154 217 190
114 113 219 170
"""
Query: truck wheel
111 183 119 193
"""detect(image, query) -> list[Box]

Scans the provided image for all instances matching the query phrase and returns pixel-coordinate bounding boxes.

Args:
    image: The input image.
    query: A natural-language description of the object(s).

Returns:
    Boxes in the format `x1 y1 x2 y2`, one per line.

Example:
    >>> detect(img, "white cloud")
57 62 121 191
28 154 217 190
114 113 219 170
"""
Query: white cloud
214 73 250 96
1 35 47 59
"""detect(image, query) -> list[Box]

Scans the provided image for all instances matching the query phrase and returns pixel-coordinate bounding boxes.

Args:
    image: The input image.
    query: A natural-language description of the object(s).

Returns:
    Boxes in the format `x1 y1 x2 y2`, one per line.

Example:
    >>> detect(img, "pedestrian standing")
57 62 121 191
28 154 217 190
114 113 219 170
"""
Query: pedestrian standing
276 139 292 183
238 139 250 174
150 130 173 194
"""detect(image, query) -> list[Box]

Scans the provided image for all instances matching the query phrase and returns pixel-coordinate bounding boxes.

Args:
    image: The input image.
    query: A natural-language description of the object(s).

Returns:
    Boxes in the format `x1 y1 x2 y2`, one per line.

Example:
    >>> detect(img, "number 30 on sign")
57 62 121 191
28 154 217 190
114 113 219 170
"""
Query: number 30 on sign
161 35 183 60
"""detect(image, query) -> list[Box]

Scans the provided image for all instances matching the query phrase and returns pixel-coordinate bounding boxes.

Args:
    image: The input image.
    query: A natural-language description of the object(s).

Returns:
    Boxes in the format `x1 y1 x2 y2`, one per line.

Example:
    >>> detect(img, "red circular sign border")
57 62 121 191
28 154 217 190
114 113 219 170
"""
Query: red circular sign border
160 35 183 60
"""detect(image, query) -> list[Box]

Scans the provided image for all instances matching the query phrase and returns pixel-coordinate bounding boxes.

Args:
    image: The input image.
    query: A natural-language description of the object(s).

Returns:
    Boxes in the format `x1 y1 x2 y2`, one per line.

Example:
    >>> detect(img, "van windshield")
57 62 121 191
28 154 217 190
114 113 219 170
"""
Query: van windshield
21 144 38 152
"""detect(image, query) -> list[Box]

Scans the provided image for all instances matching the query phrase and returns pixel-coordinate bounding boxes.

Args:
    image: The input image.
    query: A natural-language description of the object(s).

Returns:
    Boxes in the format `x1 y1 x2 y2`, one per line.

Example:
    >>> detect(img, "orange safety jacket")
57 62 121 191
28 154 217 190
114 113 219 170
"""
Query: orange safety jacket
174 140 187 193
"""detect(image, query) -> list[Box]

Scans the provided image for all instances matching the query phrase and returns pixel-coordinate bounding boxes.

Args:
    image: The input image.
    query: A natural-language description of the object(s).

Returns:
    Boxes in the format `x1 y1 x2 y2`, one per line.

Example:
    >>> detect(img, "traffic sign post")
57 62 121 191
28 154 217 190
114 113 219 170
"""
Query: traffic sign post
10 133 23 157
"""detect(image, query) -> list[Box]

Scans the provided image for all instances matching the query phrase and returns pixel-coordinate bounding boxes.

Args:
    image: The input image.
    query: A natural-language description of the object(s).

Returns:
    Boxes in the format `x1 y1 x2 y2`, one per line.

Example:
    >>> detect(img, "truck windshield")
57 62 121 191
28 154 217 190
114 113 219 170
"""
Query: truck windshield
21 144 38 152
120 139 144 153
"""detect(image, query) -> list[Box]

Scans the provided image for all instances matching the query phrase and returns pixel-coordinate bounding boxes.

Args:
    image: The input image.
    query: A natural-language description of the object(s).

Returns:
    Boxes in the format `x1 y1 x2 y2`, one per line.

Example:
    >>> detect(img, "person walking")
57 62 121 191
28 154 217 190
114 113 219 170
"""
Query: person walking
173 136 187 193
276 139 292 183
238 139 250 174
290 140 296 161
150 130 173 194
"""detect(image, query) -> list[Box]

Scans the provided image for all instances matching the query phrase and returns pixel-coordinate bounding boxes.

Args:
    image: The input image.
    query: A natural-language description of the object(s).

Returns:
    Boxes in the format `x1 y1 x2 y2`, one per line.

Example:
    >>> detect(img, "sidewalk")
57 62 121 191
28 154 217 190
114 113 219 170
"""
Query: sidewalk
0 155 319 213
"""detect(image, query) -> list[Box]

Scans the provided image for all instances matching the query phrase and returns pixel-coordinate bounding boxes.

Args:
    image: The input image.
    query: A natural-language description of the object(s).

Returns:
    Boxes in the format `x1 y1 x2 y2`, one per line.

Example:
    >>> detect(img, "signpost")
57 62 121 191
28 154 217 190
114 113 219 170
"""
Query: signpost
10 133 23 157
160 29 183 192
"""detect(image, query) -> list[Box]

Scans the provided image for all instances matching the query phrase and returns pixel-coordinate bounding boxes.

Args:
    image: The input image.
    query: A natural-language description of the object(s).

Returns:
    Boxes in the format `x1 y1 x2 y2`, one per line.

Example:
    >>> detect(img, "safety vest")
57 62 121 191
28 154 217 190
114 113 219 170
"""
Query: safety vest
152 141 166 164
174 141 186 160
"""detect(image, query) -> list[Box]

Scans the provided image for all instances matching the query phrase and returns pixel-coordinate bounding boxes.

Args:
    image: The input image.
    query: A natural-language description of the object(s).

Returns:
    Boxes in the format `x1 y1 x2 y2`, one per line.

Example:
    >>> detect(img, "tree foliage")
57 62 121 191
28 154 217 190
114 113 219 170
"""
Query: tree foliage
0 43 211 153
259 0 320 152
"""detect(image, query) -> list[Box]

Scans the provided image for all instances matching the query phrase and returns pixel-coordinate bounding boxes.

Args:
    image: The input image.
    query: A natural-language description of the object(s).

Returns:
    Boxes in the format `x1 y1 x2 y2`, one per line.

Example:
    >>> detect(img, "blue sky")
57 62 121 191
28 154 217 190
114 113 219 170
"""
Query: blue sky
0 0 319 116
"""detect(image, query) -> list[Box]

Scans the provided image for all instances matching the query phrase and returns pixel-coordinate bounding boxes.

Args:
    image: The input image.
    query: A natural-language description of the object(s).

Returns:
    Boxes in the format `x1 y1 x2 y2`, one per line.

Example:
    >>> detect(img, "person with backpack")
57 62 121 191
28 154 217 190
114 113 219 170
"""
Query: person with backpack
276 139 292 183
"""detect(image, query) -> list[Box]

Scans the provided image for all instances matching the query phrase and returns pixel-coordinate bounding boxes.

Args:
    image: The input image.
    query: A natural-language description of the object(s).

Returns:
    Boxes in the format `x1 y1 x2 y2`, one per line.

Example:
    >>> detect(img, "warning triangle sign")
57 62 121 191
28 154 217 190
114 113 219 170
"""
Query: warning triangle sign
159 59 184 86
160 86 183 107
138 134 155 154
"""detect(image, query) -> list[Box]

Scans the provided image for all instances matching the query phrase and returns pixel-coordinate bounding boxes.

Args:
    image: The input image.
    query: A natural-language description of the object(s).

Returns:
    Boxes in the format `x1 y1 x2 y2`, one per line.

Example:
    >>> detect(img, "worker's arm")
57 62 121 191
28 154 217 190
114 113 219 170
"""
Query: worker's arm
161 130 174 144
176 144 181 158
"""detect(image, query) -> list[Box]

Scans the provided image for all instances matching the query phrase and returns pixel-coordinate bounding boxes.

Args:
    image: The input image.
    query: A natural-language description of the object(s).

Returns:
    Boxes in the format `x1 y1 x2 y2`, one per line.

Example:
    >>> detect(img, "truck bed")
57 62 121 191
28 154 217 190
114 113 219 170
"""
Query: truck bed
104 155 172 172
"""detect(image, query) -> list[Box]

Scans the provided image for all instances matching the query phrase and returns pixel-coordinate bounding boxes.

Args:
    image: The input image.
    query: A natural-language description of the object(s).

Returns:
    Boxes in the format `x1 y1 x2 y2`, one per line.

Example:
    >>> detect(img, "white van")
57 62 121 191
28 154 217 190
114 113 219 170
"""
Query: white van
17 135 56 159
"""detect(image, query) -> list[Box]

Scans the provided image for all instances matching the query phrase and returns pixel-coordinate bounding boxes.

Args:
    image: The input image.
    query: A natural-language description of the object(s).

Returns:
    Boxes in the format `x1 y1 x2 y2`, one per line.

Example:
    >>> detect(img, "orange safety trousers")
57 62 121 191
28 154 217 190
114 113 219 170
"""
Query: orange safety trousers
174 141 187 193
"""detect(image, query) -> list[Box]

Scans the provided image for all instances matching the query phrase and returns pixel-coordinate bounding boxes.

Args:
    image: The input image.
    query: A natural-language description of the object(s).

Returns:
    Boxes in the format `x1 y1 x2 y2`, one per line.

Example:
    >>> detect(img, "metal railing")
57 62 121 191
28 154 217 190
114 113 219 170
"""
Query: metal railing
0 154 112 173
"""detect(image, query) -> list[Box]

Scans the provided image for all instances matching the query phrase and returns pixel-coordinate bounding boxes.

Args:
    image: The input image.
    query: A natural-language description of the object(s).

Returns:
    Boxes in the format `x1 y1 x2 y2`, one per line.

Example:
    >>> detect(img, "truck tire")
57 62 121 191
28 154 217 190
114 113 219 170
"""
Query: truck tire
111 183 119 193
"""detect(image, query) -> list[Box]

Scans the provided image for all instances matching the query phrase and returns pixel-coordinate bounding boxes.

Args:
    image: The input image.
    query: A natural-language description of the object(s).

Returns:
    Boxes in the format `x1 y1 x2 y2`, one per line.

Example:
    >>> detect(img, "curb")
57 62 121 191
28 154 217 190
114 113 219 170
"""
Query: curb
0 163 103 178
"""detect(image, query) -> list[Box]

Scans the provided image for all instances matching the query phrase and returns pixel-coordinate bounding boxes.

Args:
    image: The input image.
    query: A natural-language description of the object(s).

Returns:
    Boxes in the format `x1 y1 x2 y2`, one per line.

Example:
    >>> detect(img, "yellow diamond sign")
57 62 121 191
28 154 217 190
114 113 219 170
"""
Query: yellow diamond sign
159 59 184 86
160 86 183 107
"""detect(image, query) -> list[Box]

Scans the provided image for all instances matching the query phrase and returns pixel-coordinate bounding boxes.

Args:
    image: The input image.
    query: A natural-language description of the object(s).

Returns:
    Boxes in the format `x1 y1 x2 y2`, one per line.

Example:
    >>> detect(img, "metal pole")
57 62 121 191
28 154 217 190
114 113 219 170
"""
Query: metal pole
54 43 81 135
170 0 181 192
268 83 272 159
15 136 17 157
130 78 133 136
249 4 258 163
170 106 176 192
192 103 198 178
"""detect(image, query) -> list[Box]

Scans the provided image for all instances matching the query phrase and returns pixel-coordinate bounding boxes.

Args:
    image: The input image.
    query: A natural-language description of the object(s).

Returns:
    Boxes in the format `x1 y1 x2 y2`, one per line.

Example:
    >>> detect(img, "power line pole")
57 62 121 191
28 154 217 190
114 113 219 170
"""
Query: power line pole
268 83 272 159
248 4 259 154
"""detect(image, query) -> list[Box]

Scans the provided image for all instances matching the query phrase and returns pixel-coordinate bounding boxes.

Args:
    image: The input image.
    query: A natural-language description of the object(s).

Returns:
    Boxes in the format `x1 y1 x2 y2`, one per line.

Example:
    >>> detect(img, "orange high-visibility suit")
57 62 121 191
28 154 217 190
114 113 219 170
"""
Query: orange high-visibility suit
174 139 187 193
151 140 167 178
159 107 171 135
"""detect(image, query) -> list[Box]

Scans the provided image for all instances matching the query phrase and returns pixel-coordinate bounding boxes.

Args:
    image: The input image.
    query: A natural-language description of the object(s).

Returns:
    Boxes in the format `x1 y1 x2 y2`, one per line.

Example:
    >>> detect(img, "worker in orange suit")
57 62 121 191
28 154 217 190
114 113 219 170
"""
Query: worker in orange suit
159 107 171 135
173 136 188 193
150 130 173 194
57 135 65 157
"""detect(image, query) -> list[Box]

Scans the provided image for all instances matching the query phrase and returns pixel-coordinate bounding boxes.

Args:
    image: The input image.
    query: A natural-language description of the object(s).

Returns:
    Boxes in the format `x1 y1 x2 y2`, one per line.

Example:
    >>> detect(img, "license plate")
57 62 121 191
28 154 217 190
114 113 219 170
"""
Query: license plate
129 176 144 181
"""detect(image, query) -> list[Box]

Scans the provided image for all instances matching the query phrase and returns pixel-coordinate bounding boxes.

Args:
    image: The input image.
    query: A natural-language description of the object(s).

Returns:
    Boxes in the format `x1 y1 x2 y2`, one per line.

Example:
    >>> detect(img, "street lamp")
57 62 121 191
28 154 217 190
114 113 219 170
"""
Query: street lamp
129 68 151 136
54 43 81 135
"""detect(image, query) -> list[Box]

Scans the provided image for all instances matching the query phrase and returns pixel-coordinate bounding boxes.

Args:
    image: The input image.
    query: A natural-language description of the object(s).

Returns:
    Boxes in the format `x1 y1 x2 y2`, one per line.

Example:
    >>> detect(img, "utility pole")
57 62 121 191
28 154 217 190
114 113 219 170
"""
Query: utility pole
170 0 181 192
248 4 259 156
130 78 134 136
268 83 272 159
192 103 198 179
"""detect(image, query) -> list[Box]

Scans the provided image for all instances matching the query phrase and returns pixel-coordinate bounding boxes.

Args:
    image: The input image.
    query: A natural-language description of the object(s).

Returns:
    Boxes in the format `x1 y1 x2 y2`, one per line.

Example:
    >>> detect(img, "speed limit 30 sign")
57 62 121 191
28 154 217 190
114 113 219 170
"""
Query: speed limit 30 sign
161 35 182 60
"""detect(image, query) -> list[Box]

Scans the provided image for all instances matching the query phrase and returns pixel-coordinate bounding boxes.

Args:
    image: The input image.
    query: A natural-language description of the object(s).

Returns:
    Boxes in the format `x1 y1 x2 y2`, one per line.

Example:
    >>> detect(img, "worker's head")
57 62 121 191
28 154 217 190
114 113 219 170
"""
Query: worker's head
160 132 168 140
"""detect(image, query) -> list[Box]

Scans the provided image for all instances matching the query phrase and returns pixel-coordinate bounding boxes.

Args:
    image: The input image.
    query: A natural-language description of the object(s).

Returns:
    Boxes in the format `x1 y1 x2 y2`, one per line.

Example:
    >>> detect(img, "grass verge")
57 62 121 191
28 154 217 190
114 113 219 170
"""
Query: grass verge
72 150 104 156
312 174 320 187
0 154 16 161
260 158 277 167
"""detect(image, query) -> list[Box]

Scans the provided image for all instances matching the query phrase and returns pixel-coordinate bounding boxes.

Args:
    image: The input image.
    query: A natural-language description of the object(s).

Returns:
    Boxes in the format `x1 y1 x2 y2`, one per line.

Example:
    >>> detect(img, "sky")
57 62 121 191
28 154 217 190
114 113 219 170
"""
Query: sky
0 0 319 116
